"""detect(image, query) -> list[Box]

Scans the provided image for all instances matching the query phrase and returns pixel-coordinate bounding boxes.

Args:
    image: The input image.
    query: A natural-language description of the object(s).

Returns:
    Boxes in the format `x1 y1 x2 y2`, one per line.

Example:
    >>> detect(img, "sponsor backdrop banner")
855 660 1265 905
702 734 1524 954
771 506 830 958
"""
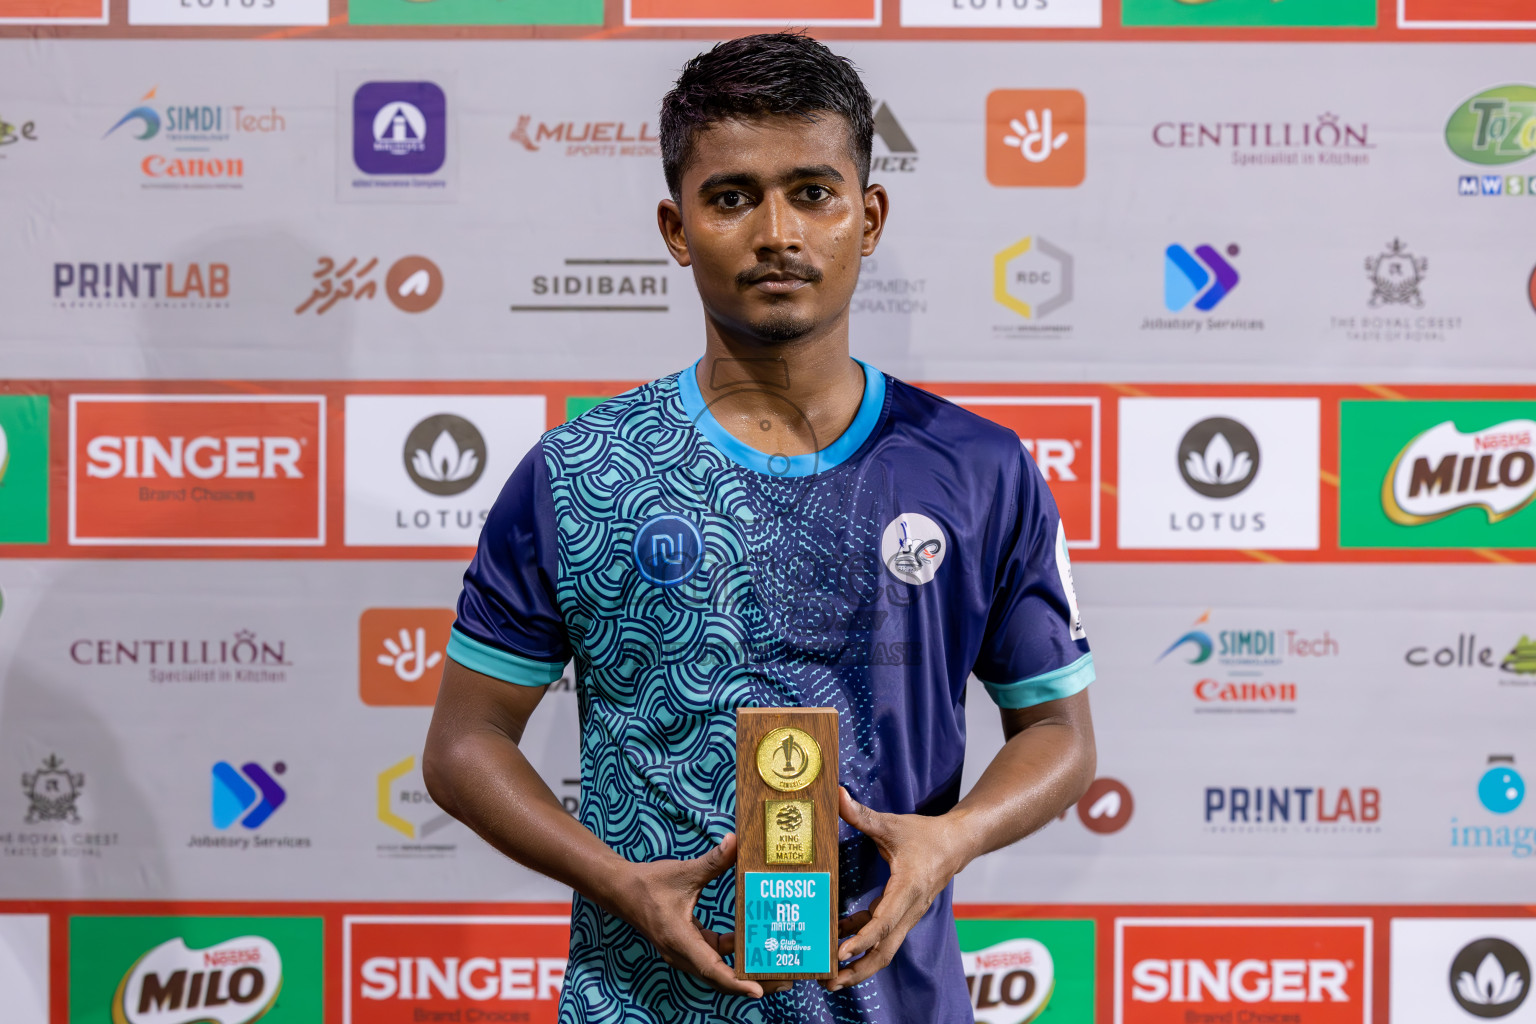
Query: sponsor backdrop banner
2 22 1536 1024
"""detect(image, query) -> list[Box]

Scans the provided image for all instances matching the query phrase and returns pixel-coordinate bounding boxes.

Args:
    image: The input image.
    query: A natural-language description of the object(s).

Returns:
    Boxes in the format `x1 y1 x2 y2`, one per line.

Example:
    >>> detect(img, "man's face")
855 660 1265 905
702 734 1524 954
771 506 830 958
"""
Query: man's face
659 114 887 345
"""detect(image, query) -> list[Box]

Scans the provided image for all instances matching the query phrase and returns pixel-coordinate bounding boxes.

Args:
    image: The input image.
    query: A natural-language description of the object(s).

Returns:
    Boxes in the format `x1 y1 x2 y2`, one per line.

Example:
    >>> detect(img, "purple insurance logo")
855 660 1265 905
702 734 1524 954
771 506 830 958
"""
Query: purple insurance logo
353 81 446 176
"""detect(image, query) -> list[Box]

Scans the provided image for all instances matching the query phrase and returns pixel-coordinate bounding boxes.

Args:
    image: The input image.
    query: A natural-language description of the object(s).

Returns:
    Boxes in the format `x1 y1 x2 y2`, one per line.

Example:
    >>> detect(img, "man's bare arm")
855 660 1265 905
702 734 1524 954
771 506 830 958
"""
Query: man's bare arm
422 658 776 998
825 688 1096 991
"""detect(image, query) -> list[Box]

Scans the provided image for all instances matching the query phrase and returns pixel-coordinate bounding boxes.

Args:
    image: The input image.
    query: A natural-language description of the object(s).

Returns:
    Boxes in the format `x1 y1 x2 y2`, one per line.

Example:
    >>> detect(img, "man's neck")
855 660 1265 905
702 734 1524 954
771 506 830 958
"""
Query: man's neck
694 320 867 459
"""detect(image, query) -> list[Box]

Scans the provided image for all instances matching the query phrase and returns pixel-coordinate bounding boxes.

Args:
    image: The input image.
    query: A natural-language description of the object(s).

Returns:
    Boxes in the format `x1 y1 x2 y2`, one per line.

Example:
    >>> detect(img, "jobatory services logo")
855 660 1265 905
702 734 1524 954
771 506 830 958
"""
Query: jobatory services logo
69 394 325 547
952 398 1100 548
955 919 1095 1024
992 236 1073 334
1156 609 1338 715
882 512 948 586
69 627 292 684
53 259 230 310
103 87 285 190
510 257 674 314
985 90 1085 188
1115 918 1371 1024
211 761 286 830
359 608 455 706
1117 398 1321 550
1204 785 1381 834
1144 243 1261 334
1331 238 1463 344
343 915 569 1023
295 255 442 315
1150 112 1373 168
377 756 456 857
1121 0 1375 25
1390 918 1536 1024
70 916 322 1024
1340 401 1536 549
343 394 544 546
510 113 659 158
1404 0 1536 29
1450 755 1534 860
0 394 49 544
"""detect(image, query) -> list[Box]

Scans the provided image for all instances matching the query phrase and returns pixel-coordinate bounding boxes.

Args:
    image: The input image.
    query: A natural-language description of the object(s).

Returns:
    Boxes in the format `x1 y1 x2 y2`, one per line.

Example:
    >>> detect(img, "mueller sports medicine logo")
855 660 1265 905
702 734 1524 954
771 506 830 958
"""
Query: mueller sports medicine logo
69 395 325 546
1383 419 1536 526
986 90 1085 188
1117 918 1370 1024
510 114 660 158
115 935 282 1024
343 915 569 1024
104 86 284 189
53 261 230 309
1151 112 1373 167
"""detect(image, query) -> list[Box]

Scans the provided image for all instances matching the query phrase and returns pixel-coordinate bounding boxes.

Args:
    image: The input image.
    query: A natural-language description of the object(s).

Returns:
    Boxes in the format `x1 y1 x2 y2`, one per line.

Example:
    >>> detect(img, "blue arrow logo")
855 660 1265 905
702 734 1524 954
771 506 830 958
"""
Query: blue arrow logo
1165 243 1240 311
211 761 287 829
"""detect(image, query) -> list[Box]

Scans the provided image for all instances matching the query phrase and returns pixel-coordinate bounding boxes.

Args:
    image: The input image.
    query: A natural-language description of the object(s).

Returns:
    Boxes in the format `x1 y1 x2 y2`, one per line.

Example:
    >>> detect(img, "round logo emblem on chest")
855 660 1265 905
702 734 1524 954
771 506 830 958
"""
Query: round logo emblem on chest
633 513 703 587
882 512 947 585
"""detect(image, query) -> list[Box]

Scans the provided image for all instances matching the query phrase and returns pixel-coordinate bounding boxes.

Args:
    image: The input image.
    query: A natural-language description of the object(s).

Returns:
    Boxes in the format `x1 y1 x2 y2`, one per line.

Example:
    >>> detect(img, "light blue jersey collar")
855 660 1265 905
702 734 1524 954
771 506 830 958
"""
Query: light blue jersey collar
677 358 887 477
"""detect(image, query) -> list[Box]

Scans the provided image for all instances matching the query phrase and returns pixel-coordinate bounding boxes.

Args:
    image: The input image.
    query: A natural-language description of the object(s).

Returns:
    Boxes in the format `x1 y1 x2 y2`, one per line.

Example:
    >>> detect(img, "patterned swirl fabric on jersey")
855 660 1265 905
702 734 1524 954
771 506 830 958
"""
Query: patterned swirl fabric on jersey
449 363 1094 1024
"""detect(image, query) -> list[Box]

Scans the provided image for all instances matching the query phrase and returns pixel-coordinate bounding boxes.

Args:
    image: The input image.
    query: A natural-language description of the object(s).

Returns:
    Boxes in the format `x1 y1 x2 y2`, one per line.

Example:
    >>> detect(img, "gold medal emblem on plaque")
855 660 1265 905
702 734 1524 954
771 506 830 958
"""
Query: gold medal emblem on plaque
765 799 814 864
756 727 822 793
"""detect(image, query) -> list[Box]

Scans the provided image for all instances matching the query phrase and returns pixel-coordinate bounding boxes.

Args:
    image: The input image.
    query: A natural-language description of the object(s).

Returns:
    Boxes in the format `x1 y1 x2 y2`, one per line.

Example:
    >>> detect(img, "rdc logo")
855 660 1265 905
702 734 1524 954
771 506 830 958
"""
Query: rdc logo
633 514 703 587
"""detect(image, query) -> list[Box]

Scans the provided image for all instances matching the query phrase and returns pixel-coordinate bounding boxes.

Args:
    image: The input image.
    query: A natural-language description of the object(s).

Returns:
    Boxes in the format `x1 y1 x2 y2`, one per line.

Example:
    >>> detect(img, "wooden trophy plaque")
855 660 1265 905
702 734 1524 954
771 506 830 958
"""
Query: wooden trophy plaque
734 706 839 981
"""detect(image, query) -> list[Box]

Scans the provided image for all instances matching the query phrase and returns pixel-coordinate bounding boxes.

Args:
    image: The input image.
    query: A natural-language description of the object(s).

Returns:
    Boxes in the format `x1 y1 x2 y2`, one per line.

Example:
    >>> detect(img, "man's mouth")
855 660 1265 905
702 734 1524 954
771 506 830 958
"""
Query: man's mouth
739 263 823 294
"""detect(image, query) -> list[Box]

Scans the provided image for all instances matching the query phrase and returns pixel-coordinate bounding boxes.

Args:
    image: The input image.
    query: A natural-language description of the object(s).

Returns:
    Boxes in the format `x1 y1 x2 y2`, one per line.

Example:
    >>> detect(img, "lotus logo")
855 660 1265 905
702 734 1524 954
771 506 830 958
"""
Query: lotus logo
115 935 281 1024
402 414 486 497
1383 419 1536 526
1177 417 1260 499
1450 937 1530 1018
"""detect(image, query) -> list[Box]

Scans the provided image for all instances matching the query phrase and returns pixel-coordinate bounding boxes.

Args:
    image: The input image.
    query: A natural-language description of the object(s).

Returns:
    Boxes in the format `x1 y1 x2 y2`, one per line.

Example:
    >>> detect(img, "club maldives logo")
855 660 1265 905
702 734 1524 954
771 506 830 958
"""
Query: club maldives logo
359 608 455 706
1165 244 1239 312
1451 937 1530 1018
211 761 286 830
103 87 284 188
510 114 659 158
23 754 83 824
296 255 442 315
353 81 446 176
1341 401 1536 549
993 236 1073 326
985 90 1086 188
403 414 485 496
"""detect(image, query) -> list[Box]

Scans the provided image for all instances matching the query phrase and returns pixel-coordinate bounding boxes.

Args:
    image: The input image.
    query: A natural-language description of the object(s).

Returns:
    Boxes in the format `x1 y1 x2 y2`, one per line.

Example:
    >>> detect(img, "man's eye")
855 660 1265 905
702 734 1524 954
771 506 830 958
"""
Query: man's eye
802 185 830 201
717 191 748 209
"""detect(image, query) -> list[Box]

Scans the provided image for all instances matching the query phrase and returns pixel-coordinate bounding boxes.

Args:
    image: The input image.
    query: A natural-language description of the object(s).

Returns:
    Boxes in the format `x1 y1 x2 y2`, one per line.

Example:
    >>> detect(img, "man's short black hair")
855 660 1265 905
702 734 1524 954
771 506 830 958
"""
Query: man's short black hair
659 32 874 200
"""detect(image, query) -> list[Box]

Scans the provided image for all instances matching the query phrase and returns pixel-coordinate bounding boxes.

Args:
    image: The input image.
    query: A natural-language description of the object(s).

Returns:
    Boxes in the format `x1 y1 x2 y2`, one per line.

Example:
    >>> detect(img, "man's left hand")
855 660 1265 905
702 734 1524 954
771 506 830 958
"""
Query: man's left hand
821 786 971 992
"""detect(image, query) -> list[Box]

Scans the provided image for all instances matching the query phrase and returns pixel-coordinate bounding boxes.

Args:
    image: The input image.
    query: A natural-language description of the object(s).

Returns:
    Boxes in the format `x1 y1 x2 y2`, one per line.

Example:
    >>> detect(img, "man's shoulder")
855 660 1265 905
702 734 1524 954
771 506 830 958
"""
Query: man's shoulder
542 372 686 453
881 375 1026 469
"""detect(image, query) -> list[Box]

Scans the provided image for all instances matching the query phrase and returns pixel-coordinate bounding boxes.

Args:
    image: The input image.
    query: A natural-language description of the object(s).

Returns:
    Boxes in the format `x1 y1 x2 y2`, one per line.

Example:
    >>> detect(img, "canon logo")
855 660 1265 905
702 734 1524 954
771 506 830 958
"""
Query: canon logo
1021 438 1078 482
359 956 565 1001
85 435 303 480
1131 958 1350 1004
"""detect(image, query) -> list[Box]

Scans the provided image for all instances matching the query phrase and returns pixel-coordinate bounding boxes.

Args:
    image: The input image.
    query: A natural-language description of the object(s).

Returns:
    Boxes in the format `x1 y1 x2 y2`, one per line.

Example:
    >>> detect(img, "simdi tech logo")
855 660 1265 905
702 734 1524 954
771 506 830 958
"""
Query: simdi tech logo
359 608 455 706
1115 918 1371 1024
986 90 1085 188
1390 919 1536 1024
1156 608 1339 714
343 915 569 1023
104 87 285 189
1339 401 1536 549
0 394 49 544
955 918 1095 1024
68 394 325 547
69 915 322 1024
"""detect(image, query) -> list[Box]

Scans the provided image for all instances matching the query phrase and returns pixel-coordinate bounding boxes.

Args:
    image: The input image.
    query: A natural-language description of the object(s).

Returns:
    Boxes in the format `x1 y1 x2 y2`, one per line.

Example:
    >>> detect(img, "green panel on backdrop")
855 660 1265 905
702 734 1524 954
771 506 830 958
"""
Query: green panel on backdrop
1121 0 1375 27
1340 400 1536 549
955 918 1095 1023
69 915 324 1023
348 0 602 25
566 396 611 422
0 394 49 544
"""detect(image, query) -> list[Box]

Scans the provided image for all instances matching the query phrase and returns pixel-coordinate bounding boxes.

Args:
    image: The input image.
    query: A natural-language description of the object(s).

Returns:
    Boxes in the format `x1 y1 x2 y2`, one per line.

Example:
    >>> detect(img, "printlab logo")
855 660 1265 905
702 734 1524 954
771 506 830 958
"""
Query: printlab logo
403 414 486 496
985 89 1085 188
53 260 230 310
377 756 455 853
358 608 455 706
633 514 704 587
353 81 446 176
509 113 660 158
1451 937 1530 1018
295 255 442 314
22 754 83 824
1077 777 1133 834
1178 417 1260 499
992 236 1073 333
1165 243 1240 312
882 512 947 586
211 761 286 830
1205 785 1381 834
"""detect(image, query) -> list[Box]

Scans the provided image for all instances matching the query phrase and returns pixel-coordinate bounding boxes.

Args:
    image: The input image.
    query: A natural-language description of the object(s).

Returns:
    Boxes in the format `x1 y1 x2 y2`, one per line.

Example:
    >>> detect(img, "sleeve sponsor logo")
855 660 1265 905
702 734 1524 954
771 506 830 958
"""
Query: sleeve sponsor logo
69 395 324 546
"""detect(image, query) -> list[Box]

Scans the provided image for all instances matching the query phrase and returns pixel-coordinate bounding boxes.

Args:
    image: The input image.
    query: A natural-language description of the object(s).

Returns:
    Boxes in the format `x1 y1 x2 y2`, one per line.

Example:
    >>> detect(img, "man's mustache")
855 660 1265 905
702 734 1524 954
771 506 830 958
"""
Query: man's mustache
737 259 824 287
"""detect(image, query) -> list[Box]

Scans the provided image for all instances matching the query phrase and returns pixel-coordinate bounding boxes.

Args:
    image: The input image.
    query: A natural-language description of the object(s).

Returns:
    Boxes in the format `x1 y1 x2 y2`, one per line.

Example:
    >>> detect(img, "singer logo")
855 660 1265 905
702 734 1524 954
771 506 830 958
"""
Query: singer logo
69 395 324 546
359 608 455 706
1116 918 1371 1024
343 915 569 1024
952 397 1100 548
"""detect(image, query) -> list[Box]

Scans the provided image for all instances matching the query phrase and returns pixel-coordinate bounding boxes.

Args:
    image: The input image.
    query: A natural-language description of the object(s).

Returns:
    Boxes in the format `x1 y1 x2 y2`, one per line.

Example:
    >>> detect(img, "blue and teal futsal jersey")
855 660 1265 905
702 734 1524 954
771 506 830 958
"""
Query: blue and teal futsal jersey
449 361 1093 1024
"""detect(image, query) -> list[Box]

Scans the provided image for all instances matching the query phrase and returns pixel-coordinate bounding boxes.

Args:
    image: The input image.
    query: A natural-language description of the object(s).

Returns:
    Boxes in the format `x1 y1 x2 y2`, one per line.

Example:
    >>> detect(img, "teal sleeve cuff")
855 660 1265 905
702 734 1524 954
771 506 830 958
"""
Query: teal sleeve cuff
980 652 1095 709
447 627 566 687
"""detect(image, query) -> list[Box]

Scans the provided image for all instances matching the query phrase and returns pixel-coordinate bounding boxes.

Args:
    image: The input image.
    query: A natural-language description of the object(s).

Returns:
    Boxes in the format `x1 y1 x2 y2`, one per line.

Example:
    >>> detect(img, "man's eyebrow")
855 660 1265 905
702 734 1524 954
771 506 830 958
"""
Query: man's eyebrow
696 164 847 194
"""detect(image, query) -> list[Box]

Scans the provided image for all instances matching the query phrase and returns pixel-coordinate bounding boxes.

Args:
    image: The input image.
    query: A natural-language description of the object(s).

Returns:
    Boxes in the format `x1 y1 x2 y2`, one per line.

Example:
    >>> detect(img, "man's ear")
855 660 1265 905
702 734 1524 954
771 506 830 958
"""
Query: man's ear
657 198 692 268
860 182 889 258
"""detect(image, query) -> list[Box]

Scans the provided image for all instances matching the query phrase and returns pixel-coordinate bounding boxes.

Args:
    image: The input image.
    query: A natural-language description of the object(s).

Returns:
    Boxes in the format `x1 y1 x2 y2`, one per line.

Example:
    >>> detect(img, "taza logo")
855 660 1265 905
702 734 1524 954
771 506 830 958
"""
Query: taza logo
882 512 947 585
1451 937 1530 1018
1447 86 1536 166
403 414 486 496
23 754 83 824
115 935 281 1024
1382 419 1536 526
1178 417 1259 498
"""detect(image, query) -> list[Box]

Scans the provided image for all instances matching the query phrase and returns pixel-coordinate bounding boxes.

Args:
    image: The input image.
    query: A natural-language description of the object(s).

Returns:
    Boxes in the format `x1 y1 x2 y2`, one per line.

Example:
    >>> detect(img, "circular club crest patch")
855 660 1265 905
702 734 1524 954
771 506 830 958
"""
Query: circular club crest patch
882 512 947 586
633 514 703 587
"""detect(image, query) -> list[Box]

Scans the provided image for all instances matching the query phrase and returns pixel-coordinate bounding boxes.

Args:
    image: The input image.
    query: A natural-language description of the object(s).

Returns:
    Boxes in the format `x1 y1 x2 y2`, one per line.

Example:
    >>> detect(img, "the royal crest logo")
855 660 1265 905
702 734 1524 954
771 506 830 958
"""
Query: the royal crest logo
881 512 947 586
1383 419 1536 526
1365 238 1427 308
112 935 282 1024
23 754 83 824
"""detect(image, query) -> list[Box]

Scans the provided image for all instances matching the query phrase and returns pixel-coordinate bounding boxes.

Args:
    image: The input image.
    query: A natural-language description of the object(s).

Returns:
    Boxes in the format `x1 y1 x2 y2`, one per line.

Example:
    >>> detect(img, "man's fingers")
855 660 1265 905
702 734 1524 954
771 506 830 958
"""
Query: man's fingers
837 910 873 937
688 832 739 886
836 901 899 962
837 787 888 841
671 925 763 998
827 917 919 992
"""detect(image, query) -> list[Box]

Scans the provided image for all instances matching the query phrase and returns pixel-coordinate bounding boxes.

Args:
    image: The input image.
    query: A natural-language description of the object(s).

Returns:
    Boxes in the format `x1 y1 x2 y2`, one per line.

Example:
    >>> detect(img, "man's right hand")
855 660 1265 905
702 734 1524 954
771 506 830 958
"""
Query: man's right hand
611 832 791 999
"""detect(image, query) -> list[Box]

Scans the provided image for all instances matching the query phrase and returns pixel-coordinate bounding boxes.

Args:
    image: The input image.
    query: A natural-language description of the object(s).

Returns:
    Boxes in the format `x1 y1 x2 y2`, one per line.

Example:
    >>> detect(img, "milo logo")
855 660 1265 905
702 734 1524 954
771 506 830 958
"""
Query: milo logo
962 938 1054 1024
955 919 1094 1024
113 936 280 1024
1383 419 1536 526
1446 85 1536 166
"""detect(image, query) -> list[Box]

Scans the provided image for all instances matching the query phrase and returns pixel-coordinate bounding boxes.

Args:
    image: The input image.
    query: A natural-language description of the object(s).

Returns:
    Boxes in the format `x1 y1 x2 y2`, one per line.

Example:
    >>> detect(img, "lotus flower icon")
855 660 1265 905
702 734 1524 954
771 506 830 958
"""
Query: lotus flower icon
412 429 478 485
1185 432 1253 488
1457 952 1525 1008
402 413 487 497
1450 937 1531 1017
1176 416 1262 499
